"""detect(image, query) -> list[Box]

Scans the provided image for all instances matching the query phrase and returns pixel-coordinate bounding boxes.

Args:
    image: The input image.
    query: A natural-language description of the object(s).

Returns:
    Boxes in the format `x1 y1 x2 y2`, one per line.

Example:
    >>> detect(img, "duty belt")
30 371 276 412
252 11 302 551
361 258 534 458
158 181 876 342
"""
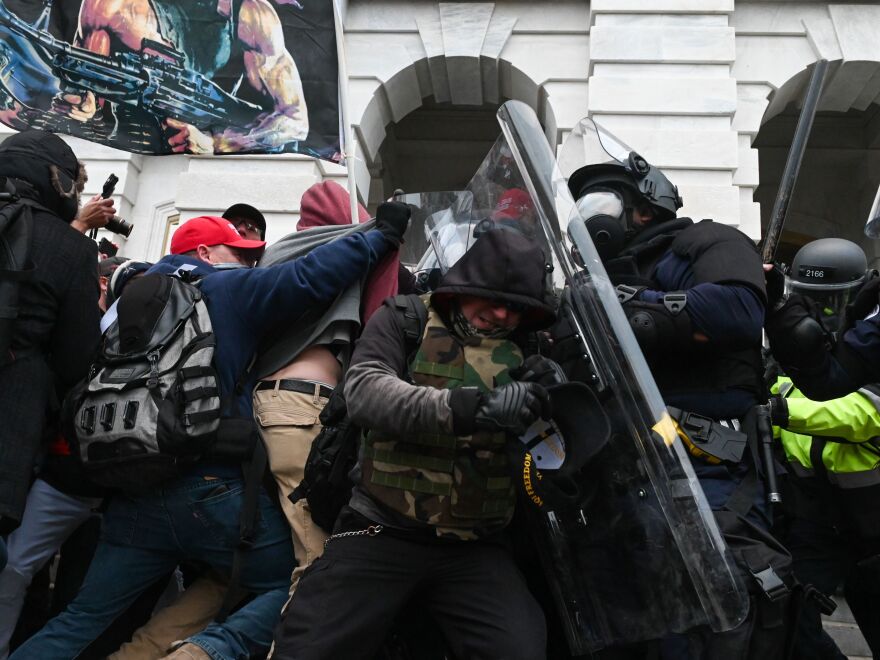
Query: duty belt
667 406 748 465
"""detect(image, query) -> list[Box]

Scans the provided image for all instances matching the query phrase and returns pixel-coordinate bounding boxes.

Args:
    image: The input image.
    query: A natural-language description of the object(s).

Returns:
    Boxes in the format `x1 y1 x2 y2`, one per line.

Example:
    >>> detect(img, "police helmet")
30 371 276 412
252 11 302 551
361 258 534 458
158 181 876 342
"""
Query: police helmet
568 155 682 260
789 238 868 329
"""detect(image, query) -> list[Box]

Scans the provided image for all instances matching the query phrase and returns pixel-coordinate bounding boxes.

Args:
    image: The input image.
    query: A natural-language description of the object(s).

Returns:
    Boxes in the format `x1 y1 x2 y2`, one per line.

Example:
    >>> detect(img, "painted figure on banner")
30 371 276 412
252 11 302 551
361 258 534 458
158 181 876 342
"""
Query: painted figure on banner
0 0 339 158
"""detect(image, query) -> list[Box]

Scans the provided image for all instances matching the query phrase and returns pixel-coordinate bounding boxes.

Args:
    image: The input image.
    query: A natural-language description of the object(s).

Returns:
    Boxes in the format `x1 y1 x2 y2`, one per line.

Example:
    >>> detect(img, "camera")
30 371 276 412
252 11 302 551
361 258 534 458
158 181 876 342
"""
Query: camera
101 174 134 238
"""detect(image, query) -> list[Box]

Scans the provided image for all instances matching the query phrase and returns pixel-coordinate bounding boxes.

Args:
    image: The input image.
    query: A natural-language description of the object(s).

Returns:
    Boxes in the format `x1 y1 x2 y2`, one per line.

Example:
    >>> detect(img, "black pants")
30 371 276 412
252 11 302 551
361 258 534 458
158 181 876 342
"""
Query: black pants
272 517 547 660
786 517 880 660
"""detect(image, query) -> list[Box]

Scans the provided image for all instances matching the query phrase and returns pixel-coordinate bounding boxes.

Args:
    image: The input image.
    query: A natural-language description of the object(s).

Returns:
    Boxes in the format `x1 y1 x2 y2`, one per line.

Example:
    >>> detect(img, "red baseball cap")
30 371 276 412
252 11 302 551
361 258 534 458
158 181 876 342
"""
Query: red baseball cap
491 188 534 221
171 216 266 255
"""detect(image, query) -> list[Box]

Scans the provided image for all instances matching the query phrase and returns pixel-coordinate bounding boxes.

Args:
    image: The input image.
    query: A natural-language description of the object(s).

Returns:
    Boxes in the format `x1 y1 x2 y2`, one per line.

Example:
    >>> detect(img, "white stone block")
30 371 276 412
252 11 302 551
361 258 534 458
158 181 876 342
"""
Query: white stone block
828 5 880 62
589 129 738 169
490 1 588 34
591 26 735 63
543 81 589 133
732 35 816 87
732 83 772 135
346 3 435 31
175 173 319 213
592 63 731 79
803 15 844 62
677 184 741 225
590 0 733 20
733 136 760 187
439 3 494 58
591 115 730 131
732 3 827 35
596 14 728 27
739 197 762 240
500 34 590 83
589 77 737 115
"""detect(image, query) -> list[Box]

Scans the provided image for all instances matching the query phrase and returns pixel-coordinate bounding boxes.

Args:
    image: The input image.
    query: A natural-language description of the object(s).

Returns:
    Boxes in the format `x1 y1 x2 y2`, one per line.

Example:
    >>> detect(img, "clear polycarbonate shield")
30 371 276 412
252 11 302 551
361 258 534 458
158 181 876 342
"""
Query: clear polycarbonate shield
495 101 748 653
557 115 633 181
395 191 475 272
409 135 547 273
865 181 880 238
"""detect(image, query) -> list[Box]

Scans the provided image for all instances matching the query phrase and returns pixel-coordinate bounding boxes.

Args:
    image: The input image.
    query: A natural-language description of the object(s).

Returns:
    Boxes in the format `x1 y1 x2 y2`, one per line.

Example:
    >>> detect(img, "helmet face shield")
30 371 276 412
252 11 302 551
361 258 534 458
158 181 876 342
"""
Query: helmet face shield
788 278 863 331
574 189 628 261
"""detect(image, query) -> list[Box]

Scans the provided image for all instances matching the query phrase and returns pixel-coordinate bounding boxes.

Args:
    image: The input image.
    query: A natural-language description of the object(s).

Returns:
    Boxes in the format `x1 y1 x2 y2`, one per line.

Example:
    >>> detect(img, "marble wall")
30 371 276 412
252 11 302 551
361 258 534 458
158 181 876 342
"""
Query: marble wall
2 0 878 259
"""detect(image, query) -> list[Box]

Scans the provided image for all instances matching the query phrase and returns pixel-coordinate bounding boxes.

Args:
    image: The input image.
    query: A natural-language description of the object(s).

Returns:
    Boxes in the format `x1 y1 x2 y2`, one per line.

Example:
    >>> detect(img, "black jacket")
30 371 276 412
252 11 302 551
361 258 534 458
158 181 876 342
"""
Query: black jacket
0 131 100 529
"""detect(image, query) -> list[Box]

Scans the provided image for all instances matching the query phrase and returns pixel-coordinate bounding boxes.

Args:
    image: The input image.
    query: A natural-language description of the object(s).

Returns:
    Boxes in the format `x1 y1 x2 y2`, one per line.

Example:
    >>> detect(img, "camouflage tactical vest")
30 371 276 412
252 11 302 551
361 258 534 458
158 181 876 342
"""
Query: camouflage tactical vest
361 302 523 540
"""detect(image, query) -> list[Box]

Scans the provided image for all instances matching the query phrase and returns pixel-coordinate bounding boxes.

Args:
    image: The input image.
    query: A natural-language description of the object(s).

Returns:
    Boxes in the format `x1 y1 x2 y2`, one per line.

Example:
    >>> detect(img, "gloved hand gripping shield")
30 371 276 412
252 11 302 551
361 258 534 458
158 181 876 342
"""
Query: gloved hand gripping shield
496 102 748 652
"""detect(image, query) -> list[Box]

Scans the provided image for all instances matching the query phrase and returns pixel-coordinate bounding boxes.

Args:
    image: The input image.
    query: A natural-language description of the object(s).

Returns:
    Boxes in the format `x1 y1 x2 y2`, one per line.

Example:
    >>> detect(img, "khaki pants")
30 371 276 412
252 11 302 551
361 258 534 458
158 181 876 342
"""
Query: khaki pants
254 383 330 592
109 572 228 660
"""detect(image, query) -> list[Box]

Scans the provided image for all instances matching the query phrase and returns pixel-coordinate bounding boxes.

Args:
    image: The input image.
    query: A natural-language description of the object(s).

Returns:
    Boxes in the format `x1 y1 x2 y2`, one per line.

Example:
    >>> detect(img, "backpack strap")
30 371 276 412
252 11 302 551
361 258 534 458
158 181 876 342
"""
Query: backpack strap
390 294 428 364
216 427 267 623
215 353 266 623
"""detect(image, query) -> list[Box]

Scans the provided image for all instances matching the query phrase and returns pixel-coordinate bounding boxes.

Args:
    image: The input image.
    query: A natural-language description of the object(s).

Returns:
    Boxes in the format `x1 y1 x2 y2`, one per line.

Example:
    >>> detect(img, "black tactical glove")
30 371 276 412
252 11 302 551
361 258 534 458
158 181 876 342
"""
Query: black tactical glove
510 354 567 386
473 381 551 436
767 394 789 428
765 293 831 369
375 201 410 247
764 263 787 312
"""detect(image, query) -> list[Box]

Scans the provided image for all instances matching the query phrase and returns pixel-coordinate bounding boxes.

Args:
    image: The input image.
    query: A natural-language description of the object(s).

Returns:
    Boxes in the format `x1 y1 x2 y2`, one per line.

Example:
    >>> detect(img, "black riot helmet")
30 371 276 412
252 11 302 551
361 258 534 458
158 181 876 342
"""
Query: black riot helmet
789 238 868 330
567 153 683 261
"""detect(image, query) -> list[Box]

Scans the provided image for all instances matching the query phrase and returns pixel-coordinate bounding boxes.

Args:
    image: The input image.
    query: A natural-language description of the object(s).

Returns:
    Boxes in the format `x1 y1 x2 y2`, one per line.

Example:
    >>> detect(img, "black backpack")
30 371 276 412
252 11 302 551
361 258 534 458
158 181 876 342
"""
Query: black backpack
291 294 428 532
67 273 223 492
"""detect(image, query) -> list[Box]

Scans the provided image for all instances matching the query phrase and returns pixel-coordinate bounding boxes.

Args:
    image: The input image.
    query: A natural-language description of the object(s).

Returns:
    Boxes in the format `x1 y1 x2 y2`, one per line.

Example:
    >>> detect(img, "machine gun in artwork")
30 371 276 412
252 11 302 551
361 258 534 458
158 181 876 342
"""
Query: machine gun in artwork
0 0 263 131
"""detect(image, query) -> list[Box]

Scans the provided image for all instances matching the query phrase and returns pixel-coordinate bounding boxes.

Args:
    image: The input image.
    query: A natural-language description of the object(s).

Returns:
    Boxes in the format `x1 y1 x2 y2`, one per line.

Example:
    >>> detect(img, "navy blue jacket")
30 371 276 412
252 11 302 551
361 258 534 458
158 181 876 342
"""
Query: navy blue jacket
149 229 390 418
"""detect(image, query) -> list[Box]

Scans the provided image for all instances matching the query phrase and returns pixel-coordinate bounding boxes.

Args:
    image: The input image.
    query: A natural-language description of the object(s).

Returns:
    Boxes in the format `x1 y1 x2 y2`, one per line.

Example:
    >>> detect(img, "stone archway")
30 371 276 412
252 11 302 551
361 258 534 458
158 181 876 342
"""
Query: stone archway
752 60 880 264
342 3 562 208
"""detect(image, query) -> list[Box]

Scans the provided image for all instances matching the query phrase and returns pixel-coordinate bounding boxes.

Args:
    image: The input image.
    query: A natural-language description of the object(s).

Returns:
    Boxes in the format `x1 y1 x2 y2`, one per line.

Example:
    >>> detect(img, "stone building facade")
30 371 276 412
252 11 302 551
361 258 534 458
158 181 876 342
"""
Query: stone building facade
6 0 879 265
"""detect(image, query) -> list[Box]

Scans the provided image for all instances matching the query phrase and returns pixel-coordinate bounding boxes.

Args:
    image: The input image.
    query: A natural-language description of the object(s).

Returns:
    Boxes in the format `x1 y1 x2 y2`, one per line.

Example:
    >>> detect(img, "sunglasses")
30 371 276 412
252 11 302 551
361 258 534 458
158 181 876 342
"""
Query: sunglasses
232 219 261 234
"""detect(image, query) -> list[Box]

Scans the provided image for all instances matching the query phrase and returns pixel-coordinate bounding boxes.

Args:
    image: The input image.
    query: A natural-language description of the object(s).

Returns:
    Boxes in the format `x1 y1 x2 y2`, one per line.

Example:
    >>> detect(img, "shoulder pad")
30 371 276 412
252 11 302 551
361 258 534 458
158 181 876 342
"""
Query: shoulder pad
670 220 766 303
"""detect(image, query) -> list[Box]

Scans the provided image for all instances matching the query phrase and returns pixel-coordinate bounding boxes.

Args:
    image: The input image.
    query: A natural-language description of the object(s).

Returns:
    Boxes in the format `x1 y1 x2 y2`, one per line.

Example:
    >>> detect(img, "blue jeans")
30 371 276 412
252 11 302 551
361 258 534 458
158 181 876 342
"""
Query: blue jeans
11 474 295 660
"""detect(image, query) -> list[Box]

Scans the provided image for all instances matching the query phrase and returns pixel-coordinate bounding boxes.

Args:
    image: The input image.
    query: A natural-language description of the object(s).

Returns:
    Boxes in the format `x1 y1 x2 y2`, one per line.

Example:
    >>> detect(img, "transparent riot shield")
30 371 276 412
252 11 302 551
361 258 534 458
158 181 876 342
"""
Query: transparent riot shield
494 102 749 652
865 180 880 238
407 135 549 281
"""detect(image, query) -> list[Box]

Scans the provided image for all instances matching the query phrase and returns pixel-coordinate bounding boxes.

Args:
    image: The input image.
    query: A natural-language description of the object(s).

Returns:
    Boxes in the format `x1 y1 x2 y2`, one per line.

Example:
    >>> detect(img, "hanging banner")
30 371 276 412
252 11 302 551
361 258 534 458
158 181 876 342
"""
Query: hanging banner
0 0 341 159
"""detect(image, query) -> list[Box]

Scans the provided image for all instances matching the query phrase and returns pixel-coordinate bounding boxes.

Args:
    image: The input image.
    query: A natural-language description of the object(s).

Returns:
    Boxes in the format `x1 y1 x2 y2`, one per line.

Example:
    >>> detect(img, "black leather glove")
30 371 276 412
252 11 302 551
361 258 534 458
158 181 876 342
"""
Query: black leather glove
765 293 830 369
473 381 551 436
764 263 787 312
768 394 789 428
510 355 567 386
375 201 410 247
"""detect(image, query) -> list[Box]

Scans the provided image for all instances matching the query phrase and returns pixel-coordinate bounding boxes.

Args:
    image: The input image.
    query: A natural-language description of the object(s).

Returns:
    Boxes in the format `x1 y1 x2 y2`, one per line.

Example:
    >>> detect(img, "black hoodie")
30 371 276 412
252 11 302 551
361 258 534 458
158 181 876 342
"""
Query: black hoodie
431 227 556 331
0 130 83 222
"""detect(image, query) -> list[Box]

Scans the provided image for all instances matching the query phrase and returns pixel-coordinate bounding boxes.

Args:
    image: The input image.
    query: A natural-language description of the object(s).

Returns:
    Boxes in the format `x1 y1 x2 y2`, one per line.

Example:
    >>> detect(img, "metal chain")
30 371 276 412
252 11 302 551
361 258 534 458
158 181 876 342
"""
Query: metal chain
324 524 383 547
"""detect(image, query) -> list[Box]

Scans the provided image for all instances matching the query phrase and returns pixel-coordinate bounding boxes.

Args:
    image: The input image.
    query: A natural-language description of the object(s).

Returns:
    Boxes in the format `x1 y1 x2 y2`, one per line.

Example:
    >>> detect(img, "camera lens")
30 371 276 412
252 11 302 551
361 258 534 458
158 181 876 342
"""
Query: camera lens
105 217 134 238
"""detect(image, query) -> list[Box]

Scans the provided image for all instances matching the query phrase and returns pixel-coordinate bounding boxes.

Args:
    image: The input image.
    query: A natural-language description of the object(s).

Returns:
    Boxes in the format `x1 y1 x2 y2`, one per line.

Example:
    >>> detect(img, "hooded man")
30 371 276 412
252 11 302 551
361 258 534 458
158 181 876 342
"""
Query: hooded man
271 228 557 660
0 130 100 536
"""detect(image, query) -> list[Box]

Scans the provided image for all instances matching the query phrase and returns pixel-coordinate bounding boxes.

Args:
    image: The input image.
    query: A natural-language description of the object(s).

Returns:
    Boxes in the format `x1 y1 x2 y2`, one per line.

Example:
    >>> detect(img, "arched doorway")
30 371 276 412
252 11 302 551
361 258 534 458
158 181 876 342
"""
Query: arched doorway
753 61 880 265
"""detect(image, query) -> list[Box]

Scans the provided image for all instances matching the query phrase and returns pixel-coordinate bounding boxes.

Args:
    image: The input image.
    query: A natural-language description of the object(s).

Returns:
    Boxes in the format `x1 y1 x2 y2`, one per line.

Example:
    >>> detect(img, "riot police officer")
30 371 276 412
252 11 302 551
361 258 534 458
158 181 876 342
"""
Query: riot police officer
552 123 795 658
765 185 880 399
768 239 880 660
